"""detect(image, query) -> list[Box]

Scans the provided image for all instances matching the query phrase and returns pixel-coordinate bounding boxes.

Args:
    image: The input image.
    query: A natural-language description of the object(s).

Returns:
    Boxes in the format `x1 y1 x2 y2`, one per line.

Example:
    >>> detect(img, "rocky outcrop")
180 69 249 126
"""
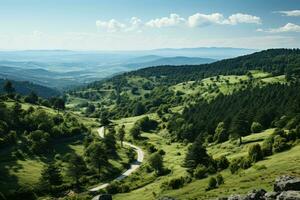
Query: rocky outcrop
274 176 300 192
218 176 300 200
277 191 300 200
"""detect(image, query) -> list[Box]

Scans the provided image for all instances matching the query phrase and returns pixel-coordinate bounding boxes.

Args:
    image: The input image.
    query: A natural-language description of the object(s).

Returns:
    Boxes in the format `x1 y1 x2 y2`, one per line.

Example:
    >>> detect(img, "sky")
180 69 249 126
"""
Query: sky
0 0 299 50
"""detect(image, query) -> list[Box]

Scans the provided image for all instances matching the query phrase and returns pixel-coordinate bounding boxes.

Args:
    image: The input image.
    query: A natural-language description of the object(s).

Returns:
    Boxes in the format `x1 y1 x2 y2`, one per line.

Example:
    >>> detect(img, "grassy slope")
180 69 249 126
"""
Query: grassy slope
64 70 289 198
67 70 287 117
0 101 130 192
112 114 300 200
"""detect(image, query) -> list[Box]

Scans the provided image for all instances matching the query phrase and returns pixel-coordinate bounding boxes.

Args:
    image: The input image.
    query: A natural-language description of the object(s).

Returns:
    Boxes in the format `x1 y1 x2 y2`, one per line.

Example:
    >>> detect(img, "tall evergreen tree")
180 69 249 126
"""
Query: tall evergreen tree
3 80 15 94
66 154 87 188
40 163 62 187
230 111 250 145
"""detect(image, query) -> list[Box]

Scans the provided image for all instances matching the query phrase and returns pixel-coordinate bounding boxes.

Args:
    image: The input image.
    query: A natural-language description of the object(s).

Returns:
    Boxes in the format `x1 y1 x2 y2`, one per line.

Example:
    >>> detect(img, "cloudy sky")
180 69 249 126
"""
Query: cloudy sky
0 0 299 50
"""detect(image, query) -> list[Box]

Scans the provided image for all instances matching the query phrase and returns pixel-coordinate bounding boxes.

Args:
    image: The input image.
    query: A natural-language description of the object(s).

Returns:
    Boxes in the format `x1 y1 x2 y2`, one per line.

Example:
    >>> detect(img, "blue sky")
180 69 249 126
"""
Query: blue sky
0 0 299 50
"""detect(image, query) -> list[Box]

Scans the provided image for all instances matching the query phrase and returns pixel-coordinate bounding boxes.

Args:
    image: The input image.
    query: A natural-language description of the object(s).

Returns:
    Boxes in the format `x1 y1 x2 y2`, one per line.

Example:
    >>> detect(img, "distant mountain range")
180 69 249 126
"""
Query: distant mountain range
0 79 60 98
0 47 258 90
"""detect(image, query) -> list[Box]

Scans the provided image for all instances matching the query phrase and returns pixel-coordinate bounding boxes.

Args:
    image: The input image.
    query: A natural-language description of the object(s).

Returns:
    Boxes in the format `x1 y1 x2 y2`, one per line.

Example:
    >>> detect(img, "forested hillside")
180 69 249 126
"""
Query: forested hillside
66 49 300 200
0 86 132 200
0 79 60 98
68 49 299 119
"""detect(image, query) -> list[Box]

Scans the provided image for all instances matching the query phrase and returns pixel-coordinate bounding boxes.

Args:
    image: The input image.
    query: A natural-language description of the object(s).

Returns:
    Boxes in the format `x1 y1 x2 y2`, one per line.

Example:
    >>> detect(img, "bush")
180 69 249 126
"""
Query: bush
158 149 166 155
216 156 229 170
248 144 264 163
106 181 121 194
239 157 252 169
262 136 274 156
164 177 186 189
229 157 252 174
147 143 158 153
130 125 141 139
273 135 290 153
251 122 263 133
194 165 208 179
216 174 224 185
137 116 158 132
207 177 217 190
214 122 229 143
229 160 240 174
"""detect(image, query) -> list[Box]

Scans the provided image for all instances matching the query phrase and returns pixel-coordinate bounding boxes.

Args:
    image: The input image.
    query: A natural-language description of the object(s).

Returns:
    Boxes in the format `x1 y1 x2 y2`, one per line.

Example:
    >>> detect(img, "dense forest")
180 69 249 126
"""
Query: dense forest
167 82 300 142
88 49 300 88
0 79 60 98
69 49 300 120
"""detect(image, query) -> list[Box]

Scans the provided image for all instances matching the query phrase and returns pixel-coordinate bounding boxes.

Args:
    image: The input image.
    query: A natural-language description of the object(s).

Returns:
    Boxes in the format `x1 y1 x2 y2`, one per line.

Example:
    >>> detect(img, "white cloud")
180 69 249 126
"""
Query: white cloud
187 12 261 27
277 10 300 17
223 13 261 25
188 13 224 27
260 23 300 33
145 13 185 28
95 13 261 32
96 19 126 32
126 17 143 31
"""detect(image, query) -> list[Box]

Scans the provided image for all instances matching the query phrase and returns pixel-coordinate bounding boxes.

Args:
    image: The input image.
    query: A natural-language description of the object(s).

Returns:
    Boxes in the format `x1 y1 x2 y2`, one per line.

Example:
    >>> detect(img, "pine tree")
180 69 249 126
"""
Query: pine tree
40 163 62 186
66 154 87 188
3 80 15 94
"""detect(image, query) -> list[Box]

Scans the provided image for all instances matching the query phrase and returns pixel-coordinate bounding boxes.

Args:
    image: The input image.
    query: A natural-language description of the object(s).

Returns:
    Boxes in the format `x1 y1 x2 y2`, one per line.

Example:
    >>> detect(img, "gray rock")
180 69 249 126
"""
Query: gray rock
276 191 300 200
274 176 300 192
244 189 266 200
264 192 279 200
228 195 244 200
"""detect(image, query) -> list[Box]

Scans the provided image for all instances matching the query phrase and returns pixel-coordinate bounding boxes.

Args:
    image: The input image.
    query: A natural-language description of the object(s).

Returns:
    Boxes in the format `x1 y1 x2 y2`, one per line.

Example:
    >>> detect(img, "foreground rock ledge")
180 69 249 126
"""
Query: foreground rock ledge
218 175 300 200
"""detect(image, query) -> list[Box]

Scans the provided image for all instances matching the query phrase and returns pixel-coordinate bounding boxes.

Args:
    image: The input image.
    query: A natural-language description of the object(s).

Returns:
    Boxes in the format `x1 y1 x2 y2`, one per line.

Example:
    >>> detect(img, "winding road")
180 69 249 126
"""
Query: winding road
90 127 144 198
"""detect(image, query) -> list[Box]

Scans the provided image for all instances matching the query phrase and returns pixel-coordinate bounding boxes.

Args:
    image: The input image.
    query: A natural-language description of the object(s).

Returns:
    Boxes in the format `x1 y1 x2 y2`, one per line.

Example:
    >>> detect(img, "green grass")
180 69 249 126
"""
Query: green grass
172 71 286 102
0 101 128 194
113 126 300 200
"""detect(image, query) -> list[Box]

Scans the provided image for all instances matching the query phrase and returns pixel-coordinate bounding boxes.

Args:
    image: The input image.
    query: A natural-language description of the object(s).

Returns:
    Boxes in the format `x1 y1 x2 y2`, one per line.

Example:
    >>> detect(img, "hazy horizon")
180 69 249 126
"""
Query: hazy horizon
0 0 299 50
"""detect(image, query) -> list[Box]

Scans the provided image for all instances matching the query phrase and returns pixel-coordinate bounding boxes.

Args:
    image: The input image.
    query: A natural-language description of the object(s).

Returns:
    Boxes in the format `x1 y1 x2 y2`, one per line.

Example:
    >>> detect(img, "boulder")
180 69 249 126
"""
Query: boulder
264 192 279 200
276 191 300 200
228 195 244 200
274 176 300 192
244 189 266 200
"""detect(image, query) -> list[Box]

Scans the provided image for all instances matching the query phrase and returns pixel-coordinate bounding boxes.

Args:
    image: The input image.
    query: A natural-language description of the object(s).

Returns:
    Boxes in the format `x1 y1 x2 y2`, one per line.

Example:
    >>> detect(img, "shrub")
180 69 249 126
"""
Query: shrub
194 165 208 179
137 116 158 132
273 129 285 137
273 135 290 153
286 130 297 141
262 136 274 156
214 122 229 143
216 174 224 185
147 143 158 153
207 177 217 190
248 144 264 163
148 152 163 174
164 177 186 189
207 165 217 174
216 156 229 170
158 149 166 155
239 157 252 169
229 160 240 174
229 157 252 174
251 122 263 133
130 125 141 139
106 181 121 194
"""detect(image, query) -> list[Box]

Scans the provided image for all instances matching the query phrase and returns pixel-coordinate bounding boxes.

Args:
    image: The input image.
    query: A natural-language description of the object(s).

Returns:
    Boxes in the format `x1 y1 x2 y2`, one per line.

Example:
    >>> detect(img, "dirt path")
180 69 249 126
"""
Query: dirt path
90 127 144 195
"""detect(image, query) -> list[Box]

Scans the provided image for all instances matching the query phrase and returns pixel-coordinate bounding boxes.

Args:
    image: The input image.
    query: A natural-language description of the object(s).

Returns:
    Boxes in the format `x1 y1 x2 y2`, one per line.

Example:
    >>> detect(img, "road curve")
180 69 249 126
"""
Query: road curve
90 127 144 194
